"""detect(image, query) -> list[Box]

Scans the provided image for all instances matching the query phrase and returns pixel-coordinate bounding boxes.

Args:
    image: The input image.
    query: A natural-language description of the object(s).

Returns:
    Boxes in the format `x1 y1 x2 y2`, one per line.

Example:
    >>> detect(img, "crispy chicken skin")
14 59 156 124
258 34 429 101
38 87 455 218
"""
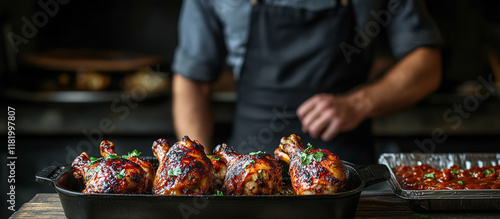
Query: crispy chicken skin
152 136 214 195
71 141 152 194
214 143 283 195
208 155 227 191
275 134 348 195
99 140 155 192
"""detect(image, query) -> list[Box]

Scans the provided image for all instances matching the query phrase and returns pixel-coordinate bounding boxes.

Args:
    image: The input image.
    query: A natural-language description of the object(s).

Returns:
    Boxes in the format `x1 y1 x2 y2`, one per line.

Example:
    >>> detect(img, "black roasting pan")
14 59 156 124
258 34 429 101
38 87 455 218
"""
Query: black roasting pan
36 157 390 219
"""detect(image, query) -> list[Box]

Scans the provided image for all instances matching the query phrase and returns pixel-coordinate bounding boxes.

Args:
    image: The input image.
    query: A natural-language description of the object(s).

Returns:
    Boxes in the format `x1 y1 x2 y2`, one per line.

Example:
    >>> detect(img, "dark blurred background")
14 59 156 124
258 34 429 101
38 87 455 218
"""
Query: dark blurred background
1 0 500 218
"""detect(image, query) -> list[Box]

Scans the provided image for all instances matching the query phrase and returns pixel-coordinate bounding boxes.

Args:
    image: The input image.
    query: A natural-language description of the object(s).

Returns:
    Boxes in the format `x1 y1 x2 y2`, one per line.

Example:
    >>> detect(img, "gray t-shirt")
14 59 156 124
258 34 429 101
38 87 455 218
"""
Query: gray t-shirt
172 0 442 82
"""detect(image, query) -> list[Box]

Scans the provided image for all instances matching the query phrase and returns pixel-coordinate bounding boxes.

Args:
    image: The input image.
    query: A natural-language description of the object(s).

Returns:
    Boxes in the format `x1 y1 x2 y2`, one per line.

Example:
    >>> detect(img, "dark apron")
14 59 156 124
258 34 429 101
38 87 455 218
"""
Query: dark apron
231 0 374 164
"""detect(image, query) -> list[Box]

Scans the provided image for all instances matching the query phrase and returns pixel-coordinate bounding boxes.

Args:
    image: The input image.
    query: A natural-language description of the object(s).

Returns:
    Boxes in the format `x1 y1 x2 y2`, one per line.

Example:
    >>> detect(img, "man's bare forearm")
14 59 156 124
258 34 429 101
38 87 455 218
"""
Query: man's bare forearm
172 74 214 154
352 47 442 120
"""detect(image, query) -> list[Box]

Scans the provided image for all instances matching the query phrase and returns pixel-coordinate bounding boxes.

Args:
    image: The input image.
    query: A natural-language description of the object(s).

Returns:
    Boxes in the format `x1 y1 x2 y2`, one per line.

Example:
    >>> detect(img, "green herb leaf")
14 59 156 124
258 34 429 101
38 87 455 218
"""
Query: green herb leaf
424 173 435 179
249 151 266 156
89 157 99 165
258 169 263 180
458 181 464 185
483 169 495 176
297 152 314 165
94 166 101 173
450 169 459 174
122 149 142 159
304 143 314 153
128 149 141 158
297 151 323 166
207 155 221 161
418 181 422 185
244 160 256 168
116 169 126 179
313 152 324 162
214 190 223 196
105 154 120 160
332 164 338 168
168 167 182 177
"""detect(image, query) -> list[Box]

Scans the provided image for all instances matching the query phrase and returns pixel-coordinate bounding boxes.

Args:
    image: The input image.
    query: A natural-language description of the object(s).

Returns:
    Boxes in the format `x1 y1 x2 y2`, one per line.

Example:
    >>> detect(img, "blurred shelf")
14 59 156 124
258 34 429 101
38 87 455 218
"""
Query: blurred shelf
2 88 169 103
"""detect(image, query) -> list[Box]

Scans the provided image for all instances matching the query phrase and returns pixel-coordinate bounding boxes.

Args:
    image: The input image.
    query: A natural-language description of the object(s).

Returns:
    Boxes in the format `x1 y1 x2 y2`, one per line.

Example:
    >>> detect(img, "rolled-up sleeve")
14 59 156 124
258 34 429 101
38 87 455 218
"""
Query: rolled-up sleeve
172 0 226 82
386 0 443 59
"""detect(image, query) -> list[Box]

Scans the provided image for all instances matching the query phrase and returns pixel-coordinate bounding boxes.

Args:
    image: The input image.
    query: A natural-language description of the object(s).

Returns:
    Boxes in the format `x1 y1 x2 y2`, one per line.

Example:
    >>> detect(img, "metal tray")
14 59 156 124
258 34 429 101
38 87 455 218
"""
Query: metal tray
379 153 500 211
36 157 389 219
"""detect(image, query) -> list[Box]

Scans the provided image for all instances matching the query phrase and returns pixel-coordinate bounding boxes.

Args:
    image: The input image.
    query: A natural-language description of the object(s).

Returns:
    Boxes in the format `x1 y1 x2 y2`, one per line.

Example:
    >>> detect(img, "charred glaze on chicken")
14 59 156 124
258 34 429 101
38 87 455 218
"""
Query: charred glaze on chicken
208 155 227 191
275 134 348 195
71 141 153 194
152 136 214 195
215 143 283 195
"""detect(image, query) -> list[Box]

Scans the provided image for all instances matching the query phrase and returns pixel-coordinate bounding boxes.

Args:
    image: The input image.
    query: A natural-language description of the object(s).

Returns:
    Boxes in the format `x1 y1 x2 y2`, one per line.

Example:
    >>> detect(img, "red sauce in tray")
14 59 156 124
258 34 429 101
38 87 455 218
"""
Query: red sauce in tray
394 164 500 190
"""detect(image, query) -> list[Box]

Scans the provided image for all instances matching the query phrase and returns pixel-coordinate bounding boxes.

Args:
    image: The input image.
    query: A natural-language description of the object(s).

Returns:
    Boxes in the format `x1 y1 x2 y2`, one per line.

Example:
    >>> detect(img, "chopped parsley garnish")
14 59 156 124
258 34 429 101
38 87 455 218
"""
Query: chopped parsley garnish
313 152 324 161
116 169 126 179
332 164 338 168
418 181 422 185
244 160 256 168
423 173 435 179
258 169 263 180
93 166 101 172
450 169 460 174
458 181 464 185
207 155 221 161
168 167 183 177
249 151 266 156
304 143 314 153
105 154 120 160
214 190 223 196
122 149 141 159
483 169 495 176
296 143 323 165
89 157 99 165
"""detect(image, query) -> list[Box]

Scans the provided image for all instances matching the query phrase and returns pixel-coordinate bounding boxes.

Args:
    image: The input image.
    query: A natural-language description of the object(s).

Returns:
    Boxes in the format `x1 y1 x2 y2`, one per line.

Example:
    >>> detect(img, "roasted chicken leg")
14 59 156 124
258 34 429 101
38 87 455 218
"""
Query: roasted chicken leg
71 141 152 194
274 134 348 195
214 143 283 195
99 140 155 192
152 137 214 195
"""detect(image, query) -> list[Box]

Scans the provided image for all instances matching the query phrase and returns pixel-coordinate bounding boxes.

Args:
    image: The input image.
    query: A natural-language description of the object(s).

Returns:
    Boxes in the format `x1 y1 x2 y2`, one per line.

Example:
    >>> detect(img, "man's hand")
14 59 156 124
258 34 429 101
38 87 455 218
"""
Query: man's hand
297 47 442 142
297 93 368 142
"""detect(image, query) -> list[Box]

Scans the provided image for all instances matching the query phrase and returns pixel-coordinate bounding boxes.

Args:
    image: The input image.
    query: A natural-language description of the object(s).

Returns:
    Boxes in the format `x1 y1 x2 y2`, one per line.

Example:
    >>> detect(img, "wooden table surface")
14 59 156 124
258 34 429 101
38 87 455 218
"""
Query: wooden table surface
9 190 500 219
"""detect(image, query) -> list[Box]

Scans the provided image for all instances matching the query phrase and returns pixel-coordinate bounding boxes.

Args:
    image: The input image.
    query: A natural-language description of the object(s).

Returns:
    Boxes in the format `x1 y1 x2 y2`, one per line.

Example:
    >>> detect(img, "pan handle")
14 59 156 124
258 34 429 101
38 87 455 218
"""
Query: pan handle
356 164 390 188
35 165 63 188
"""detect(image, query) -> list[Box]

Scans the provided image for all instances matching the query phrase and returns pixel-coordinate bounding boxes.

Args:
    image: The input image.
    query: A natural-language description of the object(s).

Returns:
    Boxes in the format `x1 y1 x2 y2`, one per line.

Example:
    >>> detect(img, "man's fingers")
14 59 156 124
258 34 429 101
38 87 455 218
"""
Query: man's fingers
300 106 322 133
321 118 342 142
297 96 320 120
307 111 334 138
